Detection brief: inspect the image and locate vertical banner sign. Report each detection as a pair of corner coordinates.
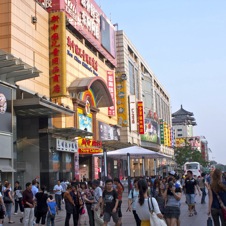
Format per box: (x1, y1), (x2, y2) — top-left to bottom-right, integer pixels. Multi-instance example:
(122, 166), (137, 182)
(49, 11), (67, 97)
(129, 95), (137, 131)
(116, 73), (128, 127)
(168, 125), (171, 147)
(107, 71), (115, 116)
(171, 128), (175, 147)
(164, 122), (168, 146)
(137, 101), (144, 134)
(160, 119), (164, 144)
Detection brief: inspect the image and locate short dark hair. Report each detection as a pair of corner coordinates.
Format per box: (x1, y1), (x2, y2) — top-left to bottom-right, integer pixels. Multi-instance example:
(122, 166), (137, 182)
(26, 182), (31, 187)
(105, 179), (113, 184)
(187, 170), (193, 175)
(48, 195), (53, 200)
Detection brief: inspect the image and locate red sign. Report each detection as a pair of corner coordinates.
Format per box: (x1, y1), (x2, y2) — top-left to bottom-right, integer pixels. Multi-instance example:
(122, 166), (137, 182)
(78, 147), (103, 154)
(67, 35), (98, 71)
(107, 71), (115, 116)
(137, 101), (144, 134)
(41, 0), (116, 67)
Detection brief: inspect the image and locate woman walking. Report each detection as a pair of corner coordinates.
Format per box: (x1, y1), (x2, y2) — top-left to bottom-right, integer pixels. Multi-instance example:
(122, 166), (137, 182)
(135, 179), (163, 226)
(163, 178), (182, 226)
(78, 182), (89, 226)
(208, 168), (226, 226)
(35, 185), (48, 226)
(3, 182), (14, 224)
(114, 178), (124, 225)
(128, 178), (141, 226)
(0, 194), (5, 226)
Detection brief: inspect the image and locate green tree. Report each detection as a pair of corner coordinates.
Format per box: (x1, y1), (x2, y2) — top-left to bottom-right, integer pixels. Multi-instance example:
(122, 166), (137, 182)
(174, 144), (208, 170)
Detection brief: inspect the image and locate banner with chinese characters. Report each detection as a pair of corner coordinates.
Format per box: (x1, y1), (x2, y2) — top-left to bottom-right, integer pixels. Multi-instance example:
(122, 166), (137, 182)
(137, 101), (144, 134)
(56, 139), (78, 152)
(160, 119), (164, 144)
(116, 73), (128, 127)
(49, 11), (67, 97)
(107, 71), (115, 116)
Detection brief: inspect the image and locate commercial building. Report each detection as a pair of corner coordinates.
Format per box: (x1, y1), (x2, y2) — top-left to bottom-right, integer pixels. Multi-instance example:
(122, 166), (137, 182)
(0, 0), (119, 189)
(115, 30), (174, 176)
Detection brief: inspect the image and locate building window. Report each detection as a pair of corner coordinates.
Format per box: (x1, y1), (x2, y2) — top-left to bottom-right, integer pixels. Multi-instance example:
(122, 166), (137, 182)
(177, 129), (182, 131)
(178, 134), (183, 137)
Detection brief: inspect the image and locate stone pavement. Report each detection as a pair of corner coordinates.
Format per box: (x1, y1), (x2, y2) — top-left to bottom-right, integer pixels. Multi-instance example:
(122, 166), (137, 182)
(7, 190), (210, 226)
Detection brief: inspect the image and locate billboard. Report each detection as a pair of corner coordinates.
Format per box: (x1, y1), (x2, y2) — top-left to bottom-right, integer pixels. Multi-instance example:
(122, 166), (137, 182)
(100, 15), (116, 58)
(0, 84), (12, 133)
(98, 122), (120, 141)
(141, 118), (159, 143)
(41, 0), (116, 66)
(116, 73), (128, 127)
(175, 136), (201, 150)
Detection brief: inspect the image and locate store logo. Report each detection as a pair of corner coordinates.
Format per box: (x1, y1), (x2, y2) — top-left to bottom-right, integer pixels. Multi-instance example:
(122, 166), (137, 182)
(0, 93), (7, 114)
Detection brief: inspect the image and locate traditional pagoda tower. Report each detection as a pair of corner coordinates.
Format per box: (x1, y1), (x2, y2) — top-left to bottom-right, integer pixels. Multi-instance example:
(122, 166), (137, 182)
(172, 105), (197, 138)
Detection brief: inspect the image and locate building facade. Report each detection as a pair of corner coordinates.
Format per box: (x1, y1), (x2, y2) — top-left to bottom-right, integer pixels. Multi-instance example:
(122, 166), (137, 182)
(0, 0), (120, 189)
(115, 30), (174, 176)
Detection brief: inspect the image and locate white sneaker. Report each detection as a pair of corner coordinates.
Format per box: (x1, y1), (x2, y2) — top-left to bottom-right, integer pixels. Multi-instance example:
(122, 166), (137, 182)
(21, 212), (24, 214)
(14, 212), (18, 215)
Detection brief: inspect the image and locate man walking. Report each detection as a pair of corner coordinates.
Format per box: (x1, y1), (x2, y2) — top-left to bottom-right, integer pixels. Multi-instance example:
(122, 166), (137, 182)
(53, 180), (63, 211)
(102, 179), (120, 226)
(22, 182), (35, 226)
(184, 170), (201, 216)
(197, 173), (207, 204)
(92, 180), (104, 226)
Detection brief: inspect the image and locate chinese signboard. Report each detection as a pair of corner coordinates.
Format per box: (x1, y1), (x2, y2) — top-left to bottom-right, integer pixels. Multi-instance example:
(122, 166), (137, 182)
(107, 71), (115, 116)
(78, 138), (103, 154)
(116, 73), (128, 127)
(49, 11), (67, 97)
(137, 101), (144, 134)
(160, 119), (164, 144)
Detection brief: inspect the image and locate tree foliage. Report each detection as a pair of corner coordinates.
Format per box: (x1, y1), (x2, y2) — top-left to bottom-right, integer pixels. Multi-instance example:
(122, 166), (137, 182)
(174, 144), (208, 170)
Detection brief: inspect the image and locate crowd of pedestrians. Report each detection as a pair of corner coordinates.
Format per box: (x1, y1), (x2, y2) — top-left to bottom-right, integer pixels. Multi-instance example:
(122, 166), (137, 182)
(0, 170), (226, 226)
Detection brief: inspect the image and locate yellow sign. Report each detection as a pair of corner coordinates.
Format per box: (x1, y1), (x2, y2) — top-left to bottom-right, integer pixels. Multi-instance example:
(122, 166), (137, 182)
(49, 11), (67, 97)
(116, 73), (128, 127)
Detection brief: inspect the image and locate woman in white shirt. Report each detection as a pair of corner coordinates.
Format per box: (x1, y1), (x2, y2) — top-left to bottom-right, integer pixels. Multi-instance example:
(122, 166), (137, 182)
(135, 179), (163, 226)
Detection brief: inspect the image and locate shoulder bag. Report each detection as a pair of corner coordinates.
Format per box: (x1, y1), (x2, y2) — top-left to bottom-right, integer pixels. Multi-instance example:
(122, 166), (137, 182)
(148, 197), (167, 226)
(214, 192), (226, 220)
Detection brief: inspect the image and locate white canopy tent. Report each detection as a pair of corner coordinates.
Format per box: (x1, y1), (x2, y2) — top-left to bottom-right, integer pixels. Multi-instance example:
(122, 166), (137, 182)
(94, 146), (172, 191)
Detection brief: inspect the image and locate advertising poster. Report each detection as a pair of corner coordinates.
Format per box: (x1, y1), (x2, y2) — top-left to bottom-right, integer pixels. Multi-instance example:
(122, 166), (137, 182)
(78, 108), (92, 133)
(0, 84), (12, 133)
(141, 118), (159, 143)
(74, 151), (79, 181)
(98, 121), (120, 141)
(116, 73), (128, 127)
(65, 153), (72, 171)
(52, 152), (60, 171)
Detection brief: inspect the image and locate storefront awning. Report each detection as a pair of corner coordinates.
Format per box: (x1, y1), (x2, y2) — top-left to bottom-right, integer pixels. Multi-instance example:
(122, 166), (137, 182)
(0, 165), (16, 172)
(101, 140), (134, 150)
(0, 50), (41, 84)
(68, 77), (113, 107)
(14, 97), (75, 117)
(39, 127), (93, 139)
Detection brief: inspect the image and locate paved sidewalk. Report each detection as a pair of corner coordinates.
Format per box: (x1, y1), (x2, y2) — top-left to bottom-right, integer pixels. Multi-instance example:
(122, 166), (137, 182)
(7, 190), (210, 226)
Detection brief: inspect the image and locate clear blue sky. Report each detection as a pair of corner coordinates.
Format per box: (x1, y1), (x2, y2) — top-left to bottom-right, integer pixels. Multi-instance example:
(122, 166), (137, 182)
(99, 0), (226, 164)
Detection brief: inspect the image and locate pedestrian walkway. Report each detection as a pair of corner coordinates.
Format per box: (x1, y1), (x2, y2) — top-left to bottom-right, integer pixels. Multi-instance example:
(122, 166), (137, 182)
(7, 190), (210, 226)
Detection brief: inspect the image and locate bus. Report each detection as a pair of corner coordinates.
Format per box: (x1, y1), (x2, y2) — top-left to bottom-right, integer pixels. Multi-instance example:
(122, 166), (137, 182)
(184, 162), (202, 177)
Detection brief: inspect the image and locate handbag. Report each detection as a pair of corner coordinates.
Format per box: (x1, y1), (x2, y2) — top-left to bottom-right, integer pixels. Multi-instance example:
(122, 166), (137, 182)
(3, 196), (12, 203)
(148, 197), (167, 226)
(215, 192), (226, 220)
(207, 216), (213, 226)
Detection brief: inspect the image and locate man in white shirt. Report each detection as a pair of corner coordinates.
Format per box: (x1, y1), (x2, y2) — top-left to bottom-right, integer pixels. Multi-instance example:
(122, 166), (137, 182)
(92, 180), (104, 226)
(53, 180), (63, 211)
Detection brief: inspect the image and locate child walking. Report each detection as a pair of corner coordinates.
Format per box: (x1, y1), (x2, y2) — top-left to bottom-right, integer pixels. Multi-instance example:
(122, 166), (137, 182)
(47, 195), (58, 226)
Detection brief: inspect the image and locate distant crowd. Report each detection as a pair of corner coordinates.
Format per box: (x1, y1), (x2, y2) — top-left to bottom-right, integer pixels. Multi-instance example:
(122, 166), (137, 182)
(0, 170), (226, 226)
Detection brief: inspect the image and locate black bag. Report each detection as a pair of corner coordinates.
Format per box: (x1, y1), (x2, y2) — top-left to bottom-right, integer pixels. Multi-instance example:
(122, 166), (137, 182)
(0, 204), (5, 214)
(3, 196), (12, 203)
(207, 217), (213, 226)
